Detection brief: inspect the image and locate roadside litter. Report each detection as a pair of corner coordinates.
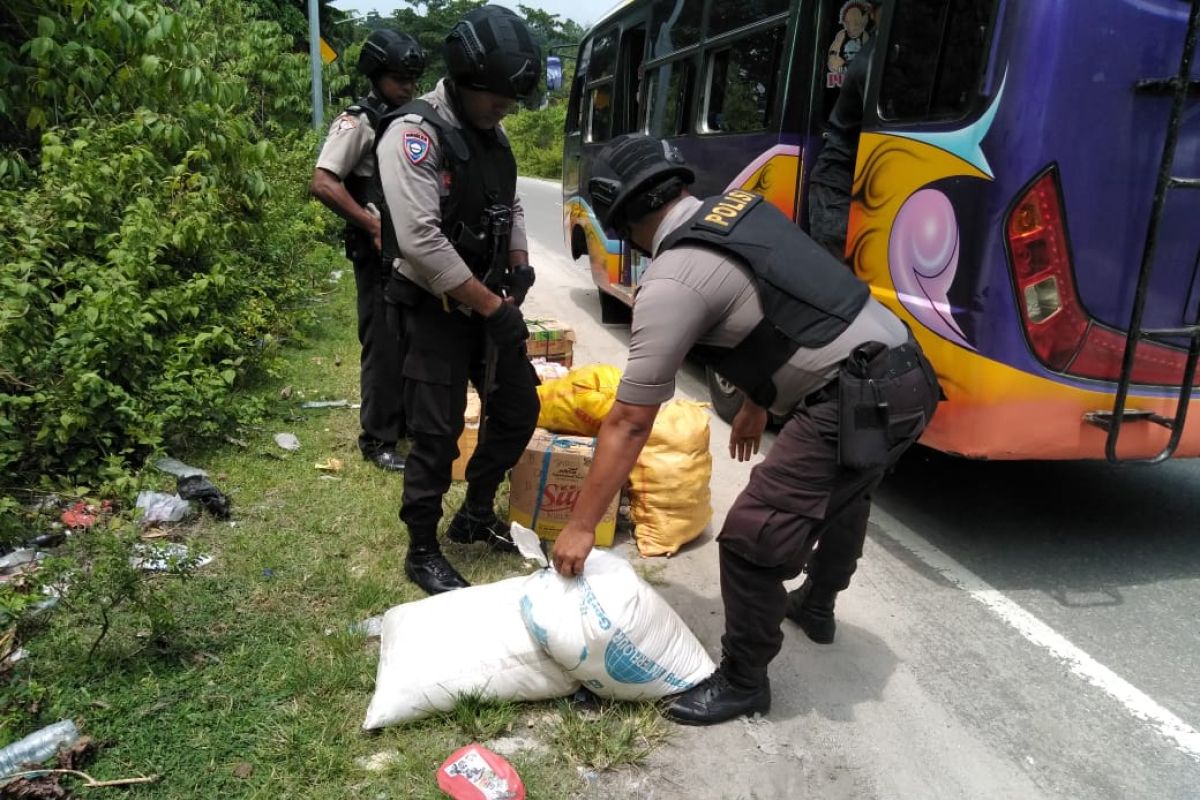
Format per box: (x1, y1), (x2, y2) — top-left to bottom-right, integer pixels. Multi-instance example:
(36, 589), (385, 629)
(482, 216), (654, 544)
(300, 399), (351, 409)
(129, 543), (212, 572)
(153, 457), (207, 478)
(437, 744), (525, 800)
(176, 475), (232, 519)
(0, 719), (79, 777)
(274, 433), (301, 451)
(134, 491), (193, 525)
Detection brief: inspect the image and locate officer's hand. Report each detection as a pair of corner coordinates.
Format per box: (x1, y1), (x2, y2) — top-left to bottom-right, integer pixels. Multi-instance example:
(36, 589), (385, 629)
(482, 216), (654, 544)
(552, 522), (595, 578)
(508, 264), (536, 307)
(483, 300), (529, 347)
(367, 215), (382, 252)
(729, 401), (768, 462)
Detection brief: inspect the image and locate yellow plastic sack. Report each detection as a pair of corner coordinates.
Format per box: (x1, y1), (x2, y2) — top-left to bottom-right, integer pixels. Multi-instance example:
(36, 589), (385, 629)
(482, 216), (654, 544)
(630, 401), (713, 557)
(535, 364), (622, 436)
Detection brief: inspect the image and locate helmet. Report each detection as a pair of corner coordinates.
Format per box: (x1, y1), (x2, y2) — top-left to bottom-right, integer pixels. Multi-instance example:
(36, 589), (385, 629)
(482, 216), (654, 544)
(587, 134), (695, 230)
(445, 5), (542, 100)
(357, 29), (426, 81)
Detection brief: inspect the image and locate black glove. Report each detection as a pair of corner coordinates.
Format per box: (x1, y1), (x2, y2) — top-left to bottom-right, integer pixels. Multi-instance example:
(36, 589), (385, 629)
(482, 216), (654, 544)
(507, 263), (536, 306)
(483, 300), (529, 347)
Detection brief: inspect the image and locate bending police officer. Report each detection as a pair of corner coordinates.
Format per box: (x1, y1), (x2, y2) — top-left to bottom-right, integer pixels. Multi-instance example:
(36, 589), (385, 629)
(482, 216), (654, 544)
(375, 5), (541, 595)
(309, 30), (426, 472)
(550, 135), (940, 726)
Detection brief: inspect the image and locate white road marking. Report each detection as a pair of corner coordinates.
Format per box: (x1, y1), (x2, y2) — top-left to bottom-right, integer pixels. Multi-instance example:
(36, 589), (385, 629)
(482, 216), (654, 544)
(871, 506), (1200, 762)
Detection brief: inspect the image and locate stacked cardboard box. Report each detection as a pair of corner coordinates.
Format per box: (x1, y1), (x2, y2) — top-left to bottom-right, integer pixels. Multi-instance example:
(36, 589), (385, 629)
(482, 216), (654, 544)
(450, 389), (481, 481)
(525, 319), (575, 368)
(508, 428), (617, 547)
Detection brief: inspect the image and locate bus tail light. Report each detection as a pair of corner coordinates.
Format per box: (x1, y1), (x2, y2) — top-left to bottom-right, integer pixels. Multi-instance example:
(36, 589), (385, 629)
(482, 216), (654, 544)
(1006, 169), (1192, 386)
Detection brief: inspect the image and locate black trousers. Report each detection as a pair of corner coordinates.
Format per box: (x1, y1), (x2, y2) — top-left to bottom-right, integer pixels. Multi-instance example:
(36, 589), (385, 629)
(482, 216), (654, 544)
(398, 291), (540, 546)
(717, 347), (939, 675)
(807, 182), (851, 261)
(352, 252), (407, 456)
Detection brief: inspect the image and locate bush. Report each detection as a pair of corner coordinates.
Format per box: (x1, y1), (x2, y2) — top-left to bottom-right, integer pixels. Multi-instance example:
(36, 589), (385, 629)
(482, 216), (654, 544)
(0, 0), (343, 505)
(506, 103), (566, 180)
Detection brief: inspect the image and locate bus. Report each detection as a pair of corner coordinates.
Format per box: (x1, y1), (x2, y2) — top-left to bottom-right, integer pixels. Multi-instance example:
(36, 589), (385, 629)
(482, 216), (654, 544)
(562, 0), (1200, 462)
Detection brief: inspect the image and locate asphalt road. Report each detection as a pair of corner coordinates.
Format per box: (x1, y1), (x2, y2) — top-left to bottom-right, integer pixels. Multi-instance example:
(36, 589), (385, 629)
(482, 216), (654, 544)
(516, 177), (1200, 800)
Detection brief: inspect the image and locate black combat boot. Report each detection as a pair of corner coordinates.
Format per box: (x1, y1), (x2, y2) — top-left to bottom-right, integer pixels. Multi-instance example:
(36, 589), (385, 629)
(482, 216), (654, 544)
(405, 542), (470, 595)
(785, 579), (838, 644)
(364, 447), (406, 472)
(445, 504), (516, 553)
(664, 660), (770, 726)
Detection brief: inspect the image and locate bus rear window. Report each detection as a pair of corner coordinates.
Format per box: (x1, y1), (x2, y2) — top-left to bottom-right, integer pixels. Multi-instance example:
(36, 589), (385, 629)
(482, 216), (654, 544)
(650, 0), (703, 57)
(703, 25), (784, 134)
(878, 0), (996, 121)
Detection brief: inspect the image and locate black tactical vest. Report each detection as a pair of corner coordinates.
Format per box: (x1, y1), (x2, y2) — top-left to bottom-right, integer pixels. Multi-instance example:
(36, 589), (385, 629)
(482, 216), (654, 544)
(374, 98), (517, 274)
(659, 189), (871, 408)
(341, 94), (391, 207)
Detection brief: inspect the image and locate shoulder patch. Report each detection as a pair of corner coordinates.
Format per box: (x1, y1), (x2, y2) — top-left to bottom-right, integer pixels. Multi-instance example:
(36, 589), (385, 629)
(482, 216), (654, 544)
(334, 114), (358, 132)
(403, 130), (431, 165)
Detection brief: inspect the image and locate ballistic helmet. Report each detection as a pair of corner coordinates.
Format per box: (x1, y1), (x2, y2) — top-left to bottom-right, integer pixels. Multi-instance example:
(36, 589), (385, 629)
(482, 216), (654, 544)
(357, 29), (426, 81)
(445, 5), (542, 100)
(587, 134), (695, 230)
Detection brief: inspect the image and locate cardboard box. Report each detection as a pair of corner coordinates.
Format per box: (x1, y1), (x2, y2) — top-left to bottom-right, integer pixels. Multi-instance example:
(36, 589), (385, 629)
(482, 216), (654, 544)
(451, 389), (481, 481)
(508, 429), (617, 546)
(525, 319), (575, 368)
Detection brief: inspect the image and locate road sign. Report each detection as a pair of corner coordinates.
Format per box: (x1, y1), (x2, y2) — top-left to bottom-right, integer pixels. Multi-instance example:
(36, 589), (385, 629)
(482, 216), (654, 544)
(319, 37), (337, 65)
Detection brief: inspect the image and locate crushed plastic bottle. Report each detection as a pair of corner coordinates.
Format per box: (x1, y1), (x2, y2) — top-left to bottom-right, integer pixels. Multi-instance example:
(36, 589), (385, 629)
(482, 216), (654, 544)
(0, 719), (79, 777)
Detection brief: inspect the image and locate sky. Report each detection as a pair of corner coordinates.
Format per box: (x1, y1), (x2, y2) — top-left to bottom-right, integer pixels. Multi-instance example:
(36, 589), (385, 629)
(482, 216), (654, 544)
(330, 0), (616, 29)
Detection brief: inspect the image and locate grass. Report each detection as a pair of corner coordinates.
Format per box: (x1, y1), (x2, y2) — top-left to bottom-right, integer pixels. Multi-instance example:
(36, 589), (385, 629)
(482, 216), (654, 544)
(1, 269), (669, 798)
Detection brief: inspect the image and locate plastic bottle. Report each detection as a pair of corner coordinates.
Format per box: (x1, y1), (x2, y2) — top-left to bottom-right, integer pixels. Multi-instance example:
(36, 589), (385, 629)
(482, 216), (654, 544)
(0, 719), (80, 777)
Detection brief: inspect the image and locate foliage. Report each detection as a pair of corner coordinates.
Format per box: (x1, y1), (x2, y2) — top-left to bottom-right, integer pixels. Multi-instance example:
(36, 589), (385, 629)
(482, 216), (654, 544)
(0, 0), (342, 506)
(505, 103), (567, 180)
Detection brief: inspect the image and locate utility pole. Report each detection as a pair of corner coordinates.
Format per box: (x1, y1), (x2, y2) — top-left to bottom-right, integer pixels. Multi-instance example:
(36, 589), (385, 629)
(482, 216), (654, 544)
(308, 0), (323, 129)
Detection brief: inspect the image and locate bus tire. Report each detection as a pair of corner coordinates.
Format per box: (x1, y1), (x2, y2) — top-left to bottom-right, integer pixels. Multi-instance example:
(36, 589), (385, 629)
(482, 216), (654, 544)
(570, 226), (588, 261)
(706, 366), (744, 424)
(599, 288), (629, 324)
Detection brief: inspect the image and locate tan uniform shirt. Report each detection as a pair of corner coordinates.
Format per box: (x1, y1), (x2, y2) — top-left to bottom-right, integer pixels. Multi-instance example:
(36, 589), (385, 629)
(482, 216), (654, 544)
(376, 79), (528, 297)
(618, 196), (909, 416)
(314, 99), (379, 180)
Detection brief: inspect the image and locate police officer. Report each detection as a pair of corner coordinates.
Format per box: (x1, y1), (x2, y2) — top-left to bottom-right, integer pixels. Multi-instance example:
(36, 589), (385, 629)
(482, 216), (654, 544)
(310, 30), (426, 472)
(375, 6), (541, 595)
(550, 134), (940, 726)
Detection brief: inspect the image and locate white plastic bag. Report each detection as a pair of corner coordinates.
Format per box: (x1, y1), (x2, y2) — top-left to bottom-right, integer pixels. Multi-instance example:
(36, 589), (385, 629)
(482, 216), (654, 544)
(362, 573), (580, 729)
(520, 549), (714, 700)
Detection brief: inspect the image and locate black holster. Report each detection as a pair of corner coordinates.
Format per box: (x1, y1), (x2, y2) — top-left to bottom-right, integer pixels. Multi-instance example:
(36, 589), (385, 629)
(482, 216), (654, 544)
(836, 341), (933, 469)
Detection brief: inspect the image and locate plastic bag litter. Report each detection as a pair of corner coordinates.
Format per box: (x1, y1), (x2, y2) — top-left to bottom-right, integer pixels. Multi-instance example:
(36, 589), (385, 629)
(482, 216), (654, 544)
(153, 457), (208, 478)
(535, 364), (622, 436)
(177, 475), (231, 519)
(274, 433), (301, 451)
(520, 548), (714, 700)
(135, 491), (193, 525)
(629, 401), (713, 557)
(129, 542), (212, 572)
(300, 399), (350, 409)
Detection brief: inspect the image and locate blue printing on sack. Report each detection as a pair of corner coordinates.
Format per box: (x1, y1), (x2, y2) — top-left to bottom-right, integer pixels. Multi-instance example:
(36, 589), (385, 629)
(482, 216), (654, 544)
(530, 435), (598, 531)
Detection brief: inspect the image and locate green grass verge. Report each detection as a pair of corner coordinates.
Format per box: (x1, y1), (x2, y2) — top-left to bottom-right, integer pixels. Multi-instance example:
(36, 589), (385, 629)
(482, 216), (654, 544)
(1, 268), (668, 798)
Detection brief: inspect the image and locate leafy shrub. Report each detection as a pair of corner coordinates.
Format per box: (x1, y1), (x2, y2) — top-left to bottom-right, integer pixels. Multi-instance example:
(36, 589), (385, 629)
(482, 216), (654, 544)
(505, 103), (567, 180)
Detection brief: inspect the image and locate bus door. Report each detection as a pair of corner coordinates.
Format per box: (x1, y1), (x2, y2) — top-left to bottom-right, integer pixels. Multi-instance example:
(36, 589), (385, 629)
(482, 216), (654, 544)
(793, 0), (883, 230)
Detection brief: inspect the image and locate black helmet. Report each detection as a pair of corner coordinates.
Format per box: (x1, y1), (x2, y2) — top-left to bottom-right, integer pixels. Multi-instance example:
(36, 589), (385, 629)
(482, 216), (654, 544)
(587, 134), (695, 230)
(358, 29), (426, 81)
(445, 5), (542, 100)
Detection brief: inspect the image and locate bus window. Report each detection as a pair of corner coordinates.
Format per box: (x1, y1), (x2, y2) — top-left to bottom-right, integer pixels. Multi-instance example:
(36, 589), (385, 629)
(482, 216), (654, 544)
(708, 0), (789, 38)
(566, 75), (584, 134)
(878, 0), (996, 121)
(588, 85), (614, 142)
(617, 27), (648, 135)
(644, 61), (693, 137)
(650, 0), (703, 58)
(590, 28), (619, 79)
(702, 25), (784, 134)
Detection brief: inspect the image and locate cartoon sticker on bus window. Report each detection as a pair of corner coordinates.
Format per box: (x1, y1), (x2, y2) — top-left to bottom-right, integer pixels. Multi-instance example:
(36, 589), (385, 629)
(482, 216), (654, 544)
(826, 0), (876, 88)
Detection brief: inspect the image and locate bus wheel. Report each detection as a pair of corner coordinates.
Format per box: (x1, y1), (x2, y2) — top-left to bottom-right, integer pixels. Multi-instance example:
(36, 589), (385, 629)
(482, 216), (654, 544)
(599, 289), (630, 324)
(706, 367), (744, 424)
